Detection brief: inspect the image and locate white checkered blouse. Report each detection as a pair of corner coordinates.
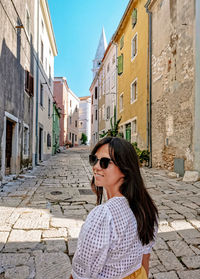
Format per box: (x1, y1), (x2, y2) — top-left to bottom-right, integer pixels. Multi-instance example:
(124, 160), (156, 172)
(71, 196), (156, 279)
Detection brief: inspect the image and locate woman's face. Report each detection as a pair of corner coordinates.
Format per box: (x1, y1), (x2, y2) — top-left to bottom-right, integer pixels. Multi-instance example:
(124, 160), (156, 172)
(93, 144), (124, 191)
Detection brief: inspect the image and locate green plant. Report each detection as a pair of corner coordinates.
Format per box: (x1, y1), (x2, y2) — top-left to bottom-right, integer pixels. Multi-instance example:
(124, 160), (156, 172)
(81, 133), (87, 145)
(132, 142), (150, 165)
(99, 106), (122, 138)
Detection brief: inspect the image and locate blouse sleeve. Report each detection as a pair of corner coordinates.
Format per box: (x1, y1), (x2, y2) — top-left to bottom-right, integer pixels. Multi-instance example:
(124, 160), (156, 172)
(71, 205), (112, 279)
(143, 224), (158, 254)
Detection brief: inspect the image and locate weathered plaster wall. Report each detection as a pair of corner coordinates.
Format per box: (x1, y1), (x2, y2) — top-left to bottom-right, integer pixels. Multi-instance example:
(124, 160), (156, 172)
(0, 0), (34, 176)
(151, 0), (195, 171)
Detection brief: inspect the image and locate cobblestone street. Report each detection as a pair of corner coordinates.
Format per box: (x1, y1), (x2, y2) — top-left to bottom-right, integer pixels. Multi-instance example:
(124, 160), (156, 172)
(0, 147), (200, 279)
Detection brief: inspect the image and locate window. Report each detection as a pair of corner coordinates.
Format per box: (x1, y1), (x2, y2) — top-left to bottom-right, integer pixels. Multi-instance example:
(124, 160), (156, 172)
(95, 87), (98, 99)
(132, 9), (137, 29)
(69, 133), (71, 140)
(112, 72), (115, 88)
(107, 106), (110, 120)
(120, 35), (124, 50)
(23, 125), (29, 156)
(70, 100), (72, 107)
(75, 120), (77, 127)
(47, 133), (51, 147)
(107, 63), (110, 73)
(112, 54), (115, 65)
(91, 114), (93, 124)
(25, 70), (34, 96)
(120, 94), (123, 111)
(75, 105), (78, 112)
(41, 40), (44, 64)
(49, 65), (51, 85)
(69, 116), (72, 125)
(131, 79), (137, 103)
(26, 9), (30, 36)
(131, 34), (137, 60)
(118, 54), (123, 75)
(95, 109), (98, 120)
(80, 121), (83, 127)
(92, 95), (93, 105)
(75, 135), (77, 141)
(40, 83), (43, 106)
(132, 119), (137, 134)
(106, 78), (110, 94)
(48, 98), (51, 117)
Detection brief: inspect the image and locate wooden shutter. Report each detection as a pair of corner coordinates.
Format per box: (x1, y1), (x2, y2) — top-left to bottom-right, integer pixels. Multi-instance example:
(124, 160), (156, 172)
(25, 70), (29, 93)
(118, 54), (123, 75)
(132, 9), (137, 28)
(29, 74), (34, 96)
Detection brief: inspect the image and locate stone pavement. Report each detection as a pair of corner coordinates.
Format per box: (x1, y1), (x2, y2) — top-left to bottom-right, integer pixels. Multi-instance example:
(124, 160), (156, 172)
(0, 146), (200, 279)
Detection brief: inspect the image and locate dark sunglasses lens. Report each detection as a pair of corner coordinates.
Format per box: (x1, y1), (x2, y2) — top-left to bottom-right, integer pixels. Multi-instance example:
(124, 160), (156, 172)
(89, 155), (97, 166)
(100, 158), (111, 169)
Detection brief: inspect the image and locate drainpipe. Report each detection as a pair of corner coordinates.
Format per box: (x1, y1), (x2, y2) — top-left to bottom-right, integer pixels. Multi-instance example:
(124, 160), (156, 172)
(145, 0), (152, 168)
(35, 0), (40, 165)
(112, 42), (118, 123)
(194, 0), (200, 172)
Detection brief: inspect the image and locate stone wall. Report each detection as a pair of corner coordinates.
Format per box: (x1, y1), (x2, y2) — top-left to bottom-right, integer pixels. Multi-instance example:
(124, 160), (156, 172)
(150, 0), (195, 171)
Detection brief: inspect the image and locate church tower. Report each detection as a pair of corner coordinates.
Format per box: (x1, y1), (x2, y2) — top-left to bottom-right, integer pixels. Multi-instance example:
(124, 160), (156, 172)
(92, 27), (107, 78)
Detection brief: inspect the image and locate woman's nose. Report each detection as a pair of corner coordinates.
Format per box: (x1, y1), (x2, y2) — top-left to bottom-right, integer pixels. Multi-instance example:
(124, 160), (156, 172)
(93, 159), (101, 171)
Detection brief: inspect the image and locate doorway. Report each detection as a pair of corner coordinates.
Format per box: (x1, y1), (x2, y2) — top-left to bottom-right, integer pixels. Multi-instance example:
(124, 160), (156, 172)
(72, 133), (74, 146)
(125, 123), (131, 142)
(39, 127), (43, 161)
(5, 119), (13, 175)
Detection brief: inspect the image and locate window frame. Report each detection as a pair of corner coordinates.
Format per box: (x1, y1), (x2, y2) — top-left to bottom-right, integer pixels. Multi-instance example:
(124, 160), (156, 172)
(130, 78), (138, 104)
(131, 33), (138, 61)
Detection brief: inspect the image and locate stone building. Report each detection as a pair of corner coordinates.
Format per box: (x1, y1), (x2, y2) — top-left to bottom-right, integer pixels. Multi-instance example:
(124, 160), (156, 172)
(0, 0), (35, 179)
(79, 96), (91, 145)
(32, 0), (57, 164)
(90, 28), (107, 147)
(54, 77), (79, 147)
(113, 0), (149, 148)
(146, 0), (200, 174)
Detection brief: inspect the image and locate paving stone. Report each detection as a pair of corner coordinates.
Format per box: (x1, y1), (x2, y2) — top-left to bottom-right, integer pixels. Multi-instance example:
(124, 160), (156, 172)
(34, 251), (71, 279)
(181, 255), (200, 269)
(183, 171), (199, 182)
(0, 232), (9, 251)
(13, 212), (49, 230)
(68, 238), (78, 256)
(4, 266), (29, 279)
(0, 253), (30, 266)
(156, 250), (184, 271)
(63, 208), (87, 218)
(83, 203), (95, 212)
(177, 270), (200, 279)
(5, 230), (42, 251)
(167, 240), (195, 256)
(51, 218), (84, 238)
(42, 228), (67, 238)
(178, 228), (200, 239)
(43, 238), (67, 252)
(154, 271), (179, 279)
(154, 237), (168, 250)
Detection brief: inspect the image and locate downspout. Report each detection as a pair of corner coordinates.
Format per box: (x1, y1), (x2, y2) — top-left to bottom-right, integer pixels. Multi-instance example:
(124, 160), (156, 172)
(35, 0), (40, 165)
(194, 0), (200, 172)
(112, 42), (118, 124)
(145, 0), (152, 168)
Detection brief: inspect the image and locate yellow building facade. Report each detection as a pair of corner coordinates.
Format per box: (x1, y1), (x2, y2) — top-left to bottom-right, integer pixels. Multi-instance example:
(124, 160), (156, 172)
(113, 0), (148, 149)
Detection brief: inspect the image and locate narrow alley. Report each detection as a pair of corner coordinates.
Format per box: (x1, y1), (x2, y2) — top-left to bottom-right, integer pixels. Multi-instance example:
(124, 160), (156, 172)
(0, 147), (200, 279)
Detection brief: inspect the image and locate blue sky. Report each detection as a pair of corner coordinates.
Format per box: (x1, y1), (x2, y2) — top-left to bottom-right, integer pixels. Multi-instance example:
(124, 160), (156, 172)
(48, 0), (130, 97)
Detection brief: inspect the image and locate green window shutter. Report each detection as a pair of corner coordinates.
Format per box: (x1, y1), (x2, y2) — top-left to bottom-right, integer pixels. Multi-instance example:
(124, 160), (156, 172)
(132, 8), (137, 28)
(120, 35), (124, 50)
(118, 54), (123, 75)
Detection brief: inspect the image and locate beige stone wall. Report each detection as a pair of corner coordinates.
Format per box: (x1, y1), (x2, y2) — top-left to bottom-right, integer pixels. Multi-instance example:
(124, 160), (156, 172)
(150, 0), (195, 171)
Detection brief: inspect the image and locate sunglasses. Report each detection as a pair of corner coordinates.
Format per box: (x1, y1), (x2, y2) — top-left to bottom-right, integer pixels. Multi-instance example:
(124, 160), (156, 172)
(89, 155), (112, 169)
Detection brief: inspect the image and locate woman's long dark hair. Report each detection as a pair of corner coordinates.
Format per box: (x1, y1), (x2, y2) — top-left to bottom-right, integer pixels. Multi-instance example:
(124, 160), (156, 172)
(91, 137), (158, 245)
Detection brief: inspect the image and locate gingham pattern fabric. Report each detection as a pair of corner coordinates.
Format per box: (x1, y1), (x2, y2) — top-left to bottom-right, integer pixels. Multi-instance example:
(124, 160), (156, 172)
(72, 197), (155, 279)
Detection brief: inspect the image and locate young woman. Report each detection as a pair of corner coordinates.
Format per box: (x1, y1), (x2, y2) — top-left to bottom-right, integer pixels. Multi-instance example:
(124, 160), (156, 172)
(70, 137), (158, 279)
